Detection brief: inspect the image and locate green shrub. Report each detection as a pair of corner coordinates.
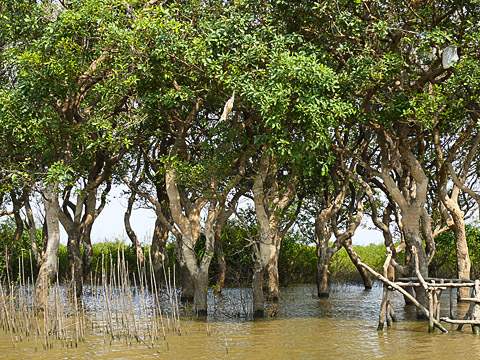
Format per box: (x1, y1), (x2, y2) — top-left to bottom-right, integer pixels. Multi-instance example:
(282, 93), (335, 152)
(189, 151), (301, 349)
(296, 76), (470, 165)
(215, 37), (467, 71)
(329, 244), (386, 282)
(429, 225), (480, 279)
(279, 235), (317, 285)
(0, 218), (38, 282)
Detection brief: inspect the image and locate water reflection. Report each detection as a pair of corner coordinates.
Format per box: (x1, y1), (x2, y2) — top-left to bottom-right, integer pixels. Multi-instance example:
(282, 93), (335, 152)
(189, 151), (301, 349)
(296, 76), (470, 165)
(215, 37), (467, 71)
(1, 282), (480, 359)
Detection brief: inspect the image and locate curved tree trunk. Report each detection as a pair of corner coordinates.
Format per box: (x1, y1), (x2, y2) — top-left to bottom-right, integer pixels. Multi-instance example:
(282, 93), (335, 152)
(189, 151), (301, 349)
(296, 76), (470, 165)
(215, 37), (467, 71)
(124, 191), (145, 266)
(344, 240), (372, 289)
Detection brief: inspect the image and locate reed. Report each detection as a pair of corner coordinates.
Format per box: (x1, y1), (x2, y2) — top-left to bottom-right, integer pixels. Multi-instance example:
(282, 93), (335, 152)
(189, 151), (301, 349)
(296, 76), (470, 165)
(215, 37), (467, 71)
(0, 245), (184, 351)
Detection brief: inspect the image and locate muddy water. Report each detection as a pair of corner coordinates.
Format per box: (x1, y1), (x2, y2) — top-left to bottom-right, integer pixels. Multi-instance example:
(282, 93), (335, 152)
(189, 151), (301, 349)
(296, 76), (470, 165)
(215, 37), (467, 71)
(1, 283), (480, 359)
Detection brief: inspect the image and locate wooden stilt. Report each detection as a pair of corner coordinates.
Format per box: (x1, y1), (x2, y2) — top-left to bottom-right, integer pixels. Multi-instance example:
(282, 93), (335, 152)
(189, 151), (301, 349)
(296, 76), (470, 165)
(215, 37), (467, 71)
(428, 292), (434, 333)
(449, 288), (454, 319)
(472, 280), (480, 335)
(377, 248), (392, 331)
(387, 300), (397, 322)
(378, 284), (388, 331)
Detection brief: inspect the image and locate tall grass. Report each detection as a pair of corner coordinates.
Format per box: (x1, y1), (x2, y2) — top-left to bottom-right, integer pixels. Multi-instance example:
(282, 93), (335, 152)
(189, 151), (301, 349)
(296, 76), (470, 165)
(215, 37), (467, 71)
(0, 243), (181, 350)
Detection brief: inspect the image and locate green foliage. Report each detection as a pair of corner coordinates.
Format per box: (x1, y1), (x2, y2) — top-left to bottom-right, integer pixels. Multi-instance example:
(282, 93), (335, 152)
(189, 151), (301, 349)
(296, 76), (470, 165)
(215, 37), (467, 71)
(278, 234), (317, 284)
(0, 218), (39, 282)
(210, 218), (255, 287)
(429, 225), (480, 279)
(329, 244), (387, 283)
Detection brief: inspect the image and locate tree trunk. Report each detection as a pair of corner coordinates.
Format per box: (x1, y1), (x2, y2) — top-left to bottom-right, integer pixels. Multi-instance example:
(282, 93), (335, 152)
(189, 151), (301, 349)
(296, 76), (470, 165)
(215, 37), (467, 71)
(124, 191), (145, 266)
(403, 213), (429, 312)
(82, 231), (94, 281)
(67, 229), (83, 299)
(214, 231), (227, 293)
(215, 251), (227, 293)
(267, 256), (280, 301)
(151, 218), (169, 287)
(82, 188), (97, 280)
(316, 249), (331, 298)
(24, 192), (41, 270)
(34, 185), (61, 311)
(194, 270), (209, 317)
(344, 240), (372, 289)
(252, 264), (265, 318)
(179, 262), (195, 302)
(10, 190), (24, 248)
(452, 215), (471, 299)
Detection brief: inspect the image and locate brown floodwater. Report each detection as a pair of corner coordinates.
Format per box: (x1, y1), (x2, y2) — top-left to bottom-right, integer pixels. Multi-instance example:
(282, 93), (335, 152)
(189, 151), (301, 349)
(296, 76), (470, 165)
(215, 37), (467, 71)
(1, 283), (480, 359)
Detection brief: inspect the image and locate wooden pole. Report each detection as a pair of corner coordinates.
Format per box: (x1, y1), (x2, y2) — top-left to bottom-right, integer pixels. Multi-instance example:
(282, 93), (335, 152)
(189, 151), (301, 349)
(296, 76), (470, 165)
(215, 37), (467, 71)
(449, 287), (454, 319)
(428, 293), (434, 333)
(377, 249), (392, 331)
(473, 280), (480, 335)
(457, 286), (475, 331)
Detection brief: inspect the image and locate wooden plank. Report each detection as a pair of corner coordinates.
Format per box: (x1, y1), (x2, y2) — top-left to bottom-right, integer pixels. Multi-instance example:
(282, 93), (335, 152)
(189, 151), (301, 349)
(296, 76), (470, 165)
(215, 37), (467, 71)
(440, 318), (480, 325)
(473, 280), (480, 334)
(459, 297), (480, 303)
(394, 282), (474, 289)
(398, 277), (475, 284)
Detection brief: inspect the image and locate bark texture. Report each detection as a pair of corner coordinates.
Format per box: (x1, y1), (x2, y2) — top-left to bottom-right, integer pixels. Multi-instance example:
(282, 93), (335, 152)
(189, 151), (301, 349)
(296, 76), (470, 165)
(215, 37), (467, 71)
(251, 151), (298, 310)
(34, 185), (61, 310)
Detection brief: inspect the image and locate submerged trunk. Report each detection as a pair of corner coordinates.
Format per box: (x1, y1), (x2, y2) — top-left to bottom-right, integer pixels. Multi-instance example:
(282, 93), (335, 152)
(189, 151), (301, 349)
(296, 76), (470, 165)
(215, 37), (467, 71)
(252, 263), (266, 318)
(34, 186), (61, 310)
(251, 151), (297, 315)
(194, 270), (209, 317)
(24, 192), (41, 270)
(344, 240), (372, 289)
(266, 233), (282, 301)
(316, 247), (333, 298)
(252, 231), (274, 316)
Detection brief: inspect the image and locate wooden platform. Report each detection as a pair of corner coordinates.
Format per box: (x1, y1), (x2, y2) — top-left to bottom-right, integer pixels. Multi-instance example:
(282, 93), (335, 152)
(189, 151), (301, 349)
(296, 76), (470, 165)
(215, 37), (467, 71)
(359, 246), (480, 334)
